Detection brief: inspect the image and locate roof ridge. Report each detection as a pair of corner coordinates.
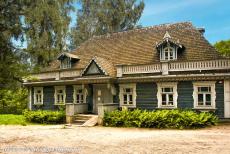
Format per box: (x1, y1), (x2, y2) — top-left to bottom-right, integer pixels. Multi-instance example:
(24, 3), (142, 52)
(92, 21), (193, 39)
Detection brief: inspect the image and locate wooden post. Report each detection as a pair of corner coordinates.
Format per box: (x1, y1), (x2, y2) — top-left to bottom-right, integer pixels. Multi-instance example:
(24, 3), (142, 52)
(224, 80), (230, 118)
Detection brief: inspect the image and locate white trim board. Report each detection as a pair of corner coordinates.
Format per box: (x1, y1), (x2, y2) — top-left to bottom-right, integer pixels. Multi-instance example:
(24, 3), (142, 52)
(224, 80), (230, 118)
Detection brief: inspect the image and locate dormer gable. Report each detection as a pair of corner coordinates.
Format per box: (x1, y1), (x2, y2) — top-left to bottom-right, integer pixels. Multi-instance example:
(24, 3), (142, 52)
(81, 58), (106, 76)
(57, 52), (80, 69)
(156, 31), (184, 62)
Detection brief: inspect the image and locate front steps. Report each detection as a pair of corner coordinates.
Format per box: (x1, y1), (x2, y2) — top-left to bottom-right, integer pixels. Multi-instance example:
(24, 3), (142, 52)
(66, 114), (98, 127)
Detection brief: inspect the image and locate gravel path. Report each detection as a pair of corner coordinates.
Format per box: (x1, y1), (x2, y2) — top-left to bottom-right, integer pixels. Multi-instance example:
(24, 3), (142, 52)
(0, 124), (230, 154)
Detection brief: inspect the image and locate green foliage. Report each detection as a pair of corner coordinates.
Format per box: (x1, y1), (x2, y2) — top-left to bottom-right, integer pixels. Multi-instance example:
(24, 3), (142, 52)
(71, 0), (145, 48)
(103, 109), (218, 129)
(214, 39), (230, 57)
(23, 110), (65, 124)
(0, 89), (28, 114)
(0, 114), (28, 125)
(0, 0), (29, 89)
(24, 0), (74, 68)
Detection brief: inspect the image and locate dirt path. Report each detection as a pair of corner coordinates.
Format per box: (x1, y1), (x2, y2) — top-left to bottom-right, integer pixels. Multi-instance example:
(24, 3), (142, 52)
(0, 124), (230, 154)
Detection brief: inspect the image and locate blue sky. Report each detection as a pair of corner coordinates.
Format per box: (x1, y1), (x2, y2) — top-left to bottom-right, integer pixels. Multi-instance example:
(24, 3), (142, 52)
(71, 0), (230, 44)
(137, 0), (230, 44)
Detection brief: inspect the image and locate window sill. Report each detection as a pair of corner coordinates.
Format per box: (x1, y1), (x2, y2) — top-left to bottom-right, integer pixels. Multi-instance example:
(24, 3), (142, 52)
(120, 105), (136, 108)
(192, 107), (216, 111)
(34, 103), (43, 106)
(157, 106), (177, 109)
(54, 103), (65, 106)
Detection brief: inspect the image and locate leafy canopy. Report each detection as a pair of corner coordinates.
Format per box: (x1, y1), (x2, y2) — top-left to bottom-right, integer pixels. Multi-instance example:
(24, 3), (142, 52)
(71, 0), (145, 48)
(214, 39), (230, 57)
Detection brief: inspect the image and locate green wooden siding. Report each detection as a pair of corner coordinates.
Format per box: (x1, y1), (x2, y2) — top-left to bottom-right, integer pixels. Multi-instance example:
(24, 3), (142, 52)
(216, 82), (224, 118)
(66, 85), (73, 103)
(136, 83), (158, 110)
(32, 86), (56, 110)
(177, 81), (193, 109)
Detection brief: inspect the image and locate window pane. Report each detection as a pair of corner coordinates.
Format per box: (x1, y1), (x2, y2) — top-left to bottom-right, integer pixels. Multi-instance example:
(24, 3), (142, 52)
(198, 87), (210, 92)
(162, 94), (166, 105)
(78, 89), (83, 93)
(168, 94), (173, 105)
(163, 88), (173, 92)
(129, 95), (133, 104)
(125, 88), (131, 93)
(123, 95), (127, 104)
(198, 94), (203, 105)
(206, 94), (211, 105)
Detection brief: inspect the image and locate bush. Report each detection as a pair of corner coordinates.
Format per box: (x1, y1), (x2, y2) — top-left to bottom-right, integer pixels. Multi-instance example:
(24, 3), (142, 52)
(23, 110), (65, 124)
(0, 88), (28, 114)
(103, 109), (218, 129)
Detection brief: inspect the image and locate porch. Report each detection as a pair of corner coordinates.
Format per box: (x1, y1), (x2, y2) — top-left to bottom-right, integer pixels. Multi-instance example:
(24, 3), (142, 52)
(65, 83), (119, 125)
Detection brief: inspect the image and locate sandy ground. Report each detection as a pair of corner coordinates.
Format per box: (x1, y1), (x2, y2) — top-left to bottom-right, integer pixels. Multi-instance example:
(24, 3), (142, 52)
(0, 124), (230, 154)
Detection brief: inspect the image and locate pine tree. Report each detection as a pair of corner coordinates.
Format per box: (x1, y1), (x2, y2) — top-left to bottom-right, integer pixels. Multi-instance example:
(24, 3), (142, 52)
(0, 0), (28, 89)
(24, 0), (74, 68)
(71, 0), (144, 48)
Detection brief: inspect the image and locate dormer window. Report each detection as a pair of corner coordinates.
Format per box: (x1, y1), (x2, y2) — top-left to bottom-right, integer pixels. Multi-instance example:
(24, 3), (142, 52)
(156, 31), (183, 62)
(162, 46), (176, 61)
(57, 52), (80, 69)
(61, 57), (71, 69)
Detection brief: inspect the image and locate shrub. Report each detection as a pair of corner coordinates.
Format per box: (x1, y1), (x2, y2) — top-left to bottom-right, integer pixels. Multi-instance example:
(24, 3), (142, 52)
(0, 88), (28, 114)
(103, 109), (218, 129)
(23, 110), (65, 124)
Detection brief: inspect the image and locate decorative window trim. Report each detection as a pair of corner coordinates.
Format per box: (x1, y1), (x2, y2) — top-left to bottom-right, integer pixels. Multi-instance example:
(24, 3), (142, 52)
(60, 57), (71, 69)
(193, 81), (216, 109)
(34, 87), (43, 105)
(54, 86), (66, 105)
(119, 83), (136, 107)
(73, 85), (88, 104)
(160, 46), (178, 61)
(157, 82), (178, 108)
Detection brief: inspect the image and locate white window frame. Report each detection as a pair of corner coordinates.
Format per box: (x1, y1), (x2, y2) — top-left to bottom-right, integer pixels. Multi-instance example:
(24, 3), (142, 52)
(73, 85), (87, 104)
(54, 86), (66, 105)
(34, 87), (43, 105)
(119, 83), (136, 107)
(160, 46), (177, 61)
(193, 81), (216, 109)
(157, 82), (178, 108)
(60, 57), (71, 69)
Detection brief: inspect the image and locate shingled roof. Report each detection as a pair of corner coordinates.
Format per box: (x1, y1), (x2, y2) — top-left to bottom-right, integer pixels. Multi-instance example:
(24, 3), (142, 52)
(45, 22), (223, 73)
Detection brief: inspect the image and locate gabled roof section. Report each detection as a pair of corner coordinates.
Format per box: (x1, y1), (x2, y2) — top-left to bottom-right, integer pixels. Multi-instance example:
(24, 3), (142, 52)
(81, 57), (116, 77)
(57, 52), (80, 60)
(42, 22), (225, 72)
(156, 31), (183, 49)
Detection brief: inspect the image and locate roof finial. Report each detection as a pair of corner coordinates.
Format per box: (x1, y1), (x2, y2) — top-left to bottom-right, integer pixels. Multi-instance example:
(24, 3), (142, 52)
(163, 31), (172, 40)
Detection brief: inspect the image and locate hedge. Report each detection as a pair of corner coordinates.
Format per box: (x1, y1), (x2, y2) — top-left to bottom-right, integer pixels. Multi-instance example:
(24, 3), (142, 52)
(23, 110), (65, 124)
(103, 109), (218, 129)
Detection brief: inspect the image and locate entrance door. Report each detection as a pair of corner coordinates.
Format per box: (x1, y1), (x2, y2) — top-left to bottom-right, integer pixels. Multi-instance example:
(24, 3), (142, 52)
(93, 84), (113, 114)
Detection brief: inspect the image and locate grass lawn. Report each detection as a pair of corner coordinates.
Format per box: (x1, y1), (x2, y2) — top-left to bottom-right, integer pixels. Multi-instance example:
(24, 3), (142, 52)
(0, 114), (29, 125)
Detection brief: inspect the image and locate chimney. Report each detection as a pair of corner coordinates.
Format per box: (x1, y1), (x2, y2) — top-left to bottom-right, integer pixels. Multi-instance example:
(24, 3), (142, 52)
(197, 27), (205, 35)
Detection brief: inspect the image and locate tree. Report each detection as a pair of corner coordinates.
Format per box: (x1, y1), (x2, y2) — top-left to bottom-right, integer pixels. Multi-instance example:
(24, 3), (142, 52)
(0, 0), (28, 89)
(214, 39), (230, 57)
(24, 0), (74, 68)
(71, 0), (144, 48)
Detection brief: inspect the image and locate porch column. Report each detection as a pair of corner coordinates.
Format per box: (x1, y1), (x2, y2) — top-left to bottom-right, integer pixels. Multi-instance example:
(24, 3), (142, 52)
(28, 87), (32, 110)
(224, 80), (230, 118)
(66, 104), (75, 124)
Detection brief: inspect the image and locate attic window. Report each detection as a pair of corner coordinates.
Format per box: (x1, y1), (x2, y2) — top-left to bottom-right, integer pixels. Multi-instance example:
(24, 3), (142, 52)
(60, 57), (71, 69)
(161, 46), (177, 61)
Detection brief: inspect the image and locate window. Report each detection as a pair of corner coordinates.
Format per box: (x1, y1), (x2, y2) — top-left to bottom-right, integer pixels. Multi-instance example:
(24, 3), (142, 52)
(73, 85), (87, 104)
(34, 87), (43, 105)
(160, 46), (177, 61)
(157, 82), (178, 108)
(193, 82), (216, 109)
(60, 57), (71, 69)
(119, 84), (136, 107)
(54, 86), (66, 105)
